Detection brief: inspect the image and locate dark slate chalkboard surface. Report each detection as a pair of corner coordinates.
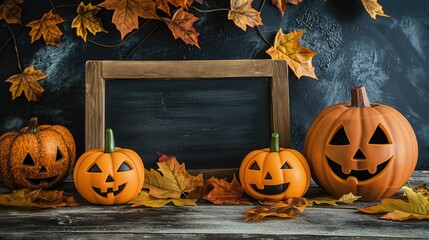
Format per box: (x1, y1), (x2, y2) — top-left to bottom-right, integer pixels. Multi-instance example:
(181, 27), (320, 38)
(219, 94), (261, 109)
(0, 0), (428, 169)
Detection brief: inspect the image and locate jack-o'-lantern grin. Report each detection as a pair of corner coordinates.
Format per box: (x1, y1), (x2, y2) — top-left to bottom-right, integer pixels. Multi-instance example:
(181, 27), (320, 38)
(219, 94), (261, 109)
(26, 176), (59, 186)
(327, 157), (391, 182)
(92, 183), (127, 198)
(251, 183), (290, 195)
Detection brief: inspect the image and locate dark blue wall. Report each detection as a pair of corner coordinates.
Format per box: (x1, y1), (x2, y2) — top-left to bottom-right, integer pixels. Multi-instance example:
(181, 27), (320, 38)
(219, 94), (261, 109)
(0, 0), (428, 169)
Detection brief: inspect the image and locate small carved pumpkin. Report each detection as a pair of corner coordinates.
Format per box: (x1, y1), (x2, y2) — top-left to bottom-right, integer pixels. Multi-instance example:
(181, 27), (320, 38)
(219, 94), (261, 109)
(74, 129), (144, 205)
(304, 86), (418, 200)
(0, 117), (76, 190)
(239, 133), (311, 201)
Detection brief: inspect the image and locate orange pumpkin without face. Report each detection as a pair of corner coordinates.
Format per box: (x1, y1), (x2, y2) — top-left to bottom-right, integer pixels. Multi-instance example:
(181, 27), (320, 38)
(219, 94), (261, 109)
(74, 129), (145, 205)
(239, 133), (311, 201)
(0, 117), (76, 190)
(304, 86), (418, 200)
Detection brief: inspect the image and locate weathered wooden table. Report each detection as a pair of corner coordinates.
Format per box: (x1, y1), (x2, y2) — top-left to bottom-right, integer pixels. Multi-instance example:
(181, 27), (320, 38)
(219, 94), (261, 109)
(1, 171), (428, 239)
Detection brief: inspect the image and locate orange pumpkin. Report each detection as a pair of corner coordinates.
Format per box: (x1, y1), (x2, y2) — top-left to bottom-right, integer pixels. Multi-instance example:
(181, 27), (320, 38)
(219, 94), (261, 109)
(74, 128), (144, 205)
(0, 117), (76, 190)
(239, 133), (311, 201)
(304, 86), (418, 200)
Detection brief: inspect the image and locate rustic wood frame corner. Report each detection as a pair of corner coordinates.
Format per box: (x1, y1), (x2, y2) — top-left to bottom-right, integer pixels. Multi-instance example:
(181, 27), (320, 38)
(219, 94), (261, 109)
(85, 60), (290, 156)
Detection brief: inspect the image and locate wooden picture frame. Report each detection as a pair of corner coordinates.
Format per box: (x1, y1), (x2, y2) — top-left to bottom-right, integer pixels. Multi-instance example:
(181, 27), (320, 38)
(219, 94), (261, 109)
(85, 60), (290, 172)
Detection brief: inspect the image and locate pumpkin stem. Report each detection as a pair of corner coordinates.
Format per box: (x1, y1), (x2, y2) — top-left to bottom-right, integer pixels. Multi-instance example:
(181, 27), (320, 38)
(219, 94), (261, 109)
(105, 128), (115, 153)
(270, 133), (280, 152)
(26, 117), (40, 134)
(351, 86), (371, 108)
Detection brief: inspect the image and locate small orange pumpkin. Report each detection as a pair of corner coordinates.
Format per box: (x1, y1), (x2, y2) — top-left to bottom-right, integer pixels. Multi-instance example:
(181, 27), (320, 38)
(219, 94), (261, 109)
(239, 133), (311, 201)
(74, 128), (144, 205)
(304, 86), (418, 200)
(0, 117), (76, 190)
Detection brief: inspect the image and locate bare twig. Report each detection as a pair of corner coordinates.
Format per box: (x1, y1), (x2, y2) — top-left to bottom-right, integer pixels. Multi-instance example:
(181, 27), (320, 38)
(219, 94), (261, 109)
(6, 24), (22, 72)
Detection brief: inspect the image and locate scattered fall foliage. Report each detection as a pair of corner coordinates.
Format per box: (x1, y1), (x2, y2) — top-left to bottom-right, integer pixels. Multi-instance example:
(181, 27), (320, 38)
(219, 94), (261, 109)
(163, 8), (201, 48)
(26, 10), (65, 46)
(72, 2), (107, 42)
(360, 187), (429, 221)
(244, 197), (309, 221)
(228, 0), (263, 31)
(203, 175), (252, 205)
(5, 65), (46, 101)
(130, 191), (197, 207)
(308, 193), (361, 206)
(270, 0), (302, 16)
(361, 0), (390, 20)
(144, 152), (204, 199)
(413, 183), (429, 199)
(0, 0), (22, 24)
(0, 188), (78, 208)
(266, 29), (318, 80)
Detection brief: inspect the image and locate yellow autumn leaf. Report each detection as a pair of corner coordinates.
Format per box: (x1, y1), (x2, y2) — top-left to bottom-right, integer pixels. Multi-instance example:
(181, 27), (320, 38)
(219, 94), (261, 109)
(130, 191), (197, 208)
(308, 193), (361, 206)
(266, 29), (318, 80)
(228, 0), (263, 31)
(0, 189), (79, 208)
(72, 2), (107, 42)
(360, 187), (429, 221)
(26, 10), (65, 46)
(5, 65), (46, 101)
(361, 0), (390, 20)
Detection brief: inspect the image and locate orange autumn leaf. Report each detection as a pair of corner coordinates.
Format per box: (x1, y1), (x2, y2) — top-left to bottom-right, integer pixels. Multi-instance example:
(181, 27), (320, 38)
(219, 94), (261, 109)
(0, 189), (79, 208)
(5, 65), (46, 101)
(155, 0), (171, 15)
(188, 176), (216, 199)
(203, 175), (251, 205)
(0, 0), (22, 24)
(361, 0), (390, 20)
(144, 152), (204, 199)
(98, 0), (159, 40)
(228, 0), (263, 31)
(360, 187), (429, 221)
(270, 0), (302, 16)
(26, 10), (65, 46)
(244, 197), (309, 221)
(266, 29), (318, 80)
(162, 8), (200, 48)
(168, 0), (189, 9)
(72, 2), (107, 42)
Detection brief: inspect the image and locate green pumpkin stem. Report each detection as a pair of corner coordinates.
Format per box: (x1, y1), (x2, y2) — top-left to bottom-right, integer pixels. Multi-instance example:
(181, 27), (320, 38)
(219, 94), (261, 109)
(26, 117), (40, 134)
(105, 128), (115, 153)
(270, 133), (280, 152)
(351, 86), (371, 108)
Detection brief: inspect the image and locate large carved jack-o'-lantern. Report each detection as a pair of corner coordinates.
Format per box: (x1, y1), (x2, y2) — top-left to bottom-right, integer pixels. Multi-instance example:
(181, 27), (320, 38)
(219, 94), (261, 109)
(239, 133), (311, 201)
(74, 129), (145, 205)
(304, 86), (418, 200)
(0, 117), (76, 190)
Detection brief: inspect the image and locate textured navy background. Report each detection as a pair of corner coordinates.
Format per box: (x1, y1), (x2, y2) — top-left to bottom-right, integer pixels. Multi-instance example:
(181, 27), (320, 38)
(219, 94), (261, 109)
(0, 0), (428, 169)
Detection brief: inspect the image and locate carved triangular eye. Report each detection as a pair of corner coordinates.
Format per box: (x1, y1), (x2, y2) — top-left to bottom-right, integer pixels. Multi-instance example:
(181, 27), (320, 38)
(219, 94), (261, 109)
(329, 126), (350, 145)
(23, 153), (35, 166)
(249, 162), (260, 170)
(117, 162), (131, 172)
(369, 125), (390, 144)
(281, 162), (291, 169)
(55, 148), (64, 162)
(88, 164), (102, 173)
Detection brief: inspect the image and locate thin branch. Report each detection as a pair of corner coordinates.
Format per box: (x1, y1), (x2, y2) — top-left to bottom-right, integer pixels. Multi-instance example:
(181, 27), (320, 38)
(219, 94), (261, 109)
(255, 0), (273, 48)
(124, 22), (162, 60)
(6, 24), (22, 72)
(191, 6), (230, 13)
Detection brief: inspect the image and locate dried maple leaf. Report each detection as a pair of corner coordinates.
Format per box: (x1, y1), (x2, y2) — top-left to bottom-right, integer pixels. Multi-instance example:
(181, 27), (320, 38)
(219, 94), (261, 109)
(72, 2), (107, 42)
(361, 0), (390, 20)
(308, 193), (361, 206)
(168, 0), (189, 8)
(188, 176), (216, 199)
(26, 10), (65, 46)
(245, 197), (309, 221)
(155, 0), (171, 15)
(0, 189), (78, 208)
(162, 8), (200, 48)
(413, 183), (429, 199)
(266, 29), (318, 80)
(130, 191), (197, 208)
(5, 65), (46, 101)
(270, 0), (302, 16)
(0, 0), (22, 24)
(203, 175), (252, 205)
(144, 152), (204, 199)
(228, 0), (263, 31)
(98, 0), (160, 40)
(360, 187), (429, 221)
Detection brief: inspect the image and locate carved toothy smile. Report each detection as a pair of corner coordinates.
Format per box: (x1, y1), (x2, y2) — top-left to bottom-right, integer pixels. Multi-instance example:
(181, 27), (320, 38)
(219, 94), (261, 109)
(251, 183), (290, 195)
(92, 183), (126, 198)
(327, 157), (391, 181)
(26, 176), (59, 186)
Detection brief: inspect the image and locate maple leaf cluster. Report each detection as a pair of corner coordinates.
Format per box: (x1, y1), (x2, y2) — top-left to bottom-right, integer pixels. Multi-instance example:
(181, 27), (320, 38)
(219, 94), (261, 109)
(0, 188), (78, 208)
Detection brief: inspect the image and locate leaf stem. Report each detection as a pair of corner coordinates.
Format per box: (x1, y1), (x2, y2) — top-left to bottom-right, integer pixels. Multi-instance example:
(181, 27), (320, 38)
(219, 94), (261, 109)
(6, 24), (22, 72)
(124, 22), (162, 60)
(190, 6), (230, 13)
(255, 0), (273, 48)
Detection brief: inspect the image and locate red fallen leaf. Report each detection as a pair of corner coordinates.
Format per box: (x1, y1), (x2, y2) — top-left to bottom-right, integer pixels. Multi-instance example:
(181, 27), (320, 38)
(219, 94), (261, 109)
(203, 175), (251, 205)
(245, 197), (309, 221)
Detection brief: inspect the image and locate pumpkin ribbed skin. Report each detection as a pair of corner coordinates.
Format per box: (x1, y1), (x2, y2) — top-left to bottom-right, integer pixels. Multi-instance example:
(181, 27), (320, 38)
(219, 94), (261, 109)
(304, 87), (418, 200)
(0, 117), (76, 190)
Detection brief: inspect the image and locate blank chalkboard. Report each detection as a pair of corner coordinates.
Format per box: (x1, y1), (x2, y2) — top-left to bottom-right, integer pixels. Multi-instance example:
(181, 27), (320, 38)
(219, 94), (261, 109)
(85, 60), (289, 171)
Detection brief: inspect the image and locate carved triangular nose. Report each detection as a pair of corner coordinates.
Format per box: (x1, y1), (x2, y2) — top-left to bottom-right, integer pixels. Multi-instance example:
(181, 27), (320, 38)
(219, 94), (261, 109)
(39, 165), (47, 173)
(265, 172), (273, 180)
(353, 149), (366, 160)
(106, 175), (114, 182)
